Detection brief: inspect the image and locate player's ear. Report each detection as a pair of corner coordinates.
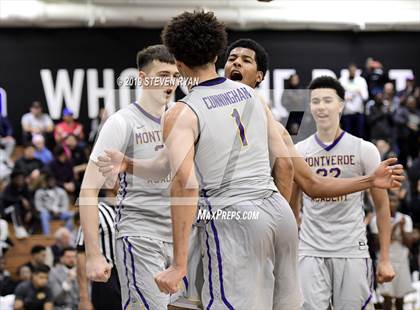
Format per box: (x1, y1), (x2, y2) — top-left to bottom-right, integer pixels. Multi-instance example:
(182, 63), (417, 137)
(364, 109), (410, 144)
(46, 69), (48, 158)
(256, 71), (264, 84)
(213, 56), (218, 64)
(175, 60), (183, 70)
(338, 99), (344, 114)
(138, 70), (146, 82)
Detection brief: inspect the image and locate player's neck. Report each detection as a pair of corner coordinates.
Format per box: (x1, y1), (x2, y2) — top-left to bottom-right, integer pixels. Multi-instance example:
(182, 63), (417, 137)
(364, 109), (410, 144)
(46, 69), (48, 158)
(186, 64), (218, 89)
(137, 96), (165, 119)
(316, 126), (343, 143)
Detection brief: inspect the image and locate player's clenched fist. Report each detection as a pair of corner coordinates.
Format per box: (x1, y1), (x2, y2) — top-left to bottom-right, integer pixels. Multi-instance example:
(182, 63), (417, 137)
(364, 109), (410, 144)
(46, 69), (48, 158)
(376, 259), (396, 284)
(155, 265), (186, 294)
(86, 254), (112, 282)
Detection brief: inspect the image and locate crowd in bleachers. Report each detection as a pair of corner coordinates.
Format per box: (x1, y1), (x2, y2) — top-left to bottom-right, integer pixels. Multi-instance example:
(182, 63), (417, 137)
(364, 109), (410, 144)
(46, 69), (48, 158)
(0, 57), (419, 309)
(0, 99), (101, 308)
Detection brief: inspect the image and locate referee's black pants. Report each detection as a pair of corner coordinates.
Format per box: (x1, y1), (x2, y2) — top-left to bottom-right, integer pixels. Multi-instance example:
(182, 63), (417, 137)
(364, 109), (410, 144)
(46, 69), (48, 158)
(92, 266), (122, 310)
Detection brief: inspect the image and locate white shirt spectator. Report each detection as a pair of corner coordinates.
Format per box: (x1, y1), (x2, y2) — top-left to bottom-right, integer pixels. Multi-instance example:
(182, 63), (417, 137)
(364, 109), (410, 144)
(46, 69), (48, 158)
(370, 211), (413, 262)
(21, 113), (53, 134)
(339, 75), (369, 115)
(35, 187), (69, 214)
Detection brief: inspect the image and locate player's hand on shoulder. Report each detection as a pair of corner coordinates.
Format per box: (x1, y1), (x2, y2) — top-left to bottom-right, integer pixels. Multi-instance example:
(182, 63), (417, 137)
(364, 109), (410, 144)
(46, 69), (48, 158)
(154, 265), (187, 294)
(97, 149), (127, 177)
(372, 158), (404, 189)
(86, 254), (112, 282)
(376, 259), (396, 284)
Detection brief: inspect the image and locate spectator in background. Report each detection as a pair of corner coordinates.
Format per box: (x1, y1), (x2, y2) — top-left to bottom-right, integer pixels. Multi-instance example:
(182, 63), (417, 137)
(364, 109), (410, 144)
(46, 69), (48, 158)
(21, 101), (54, 145)
(0, 215), (12, 256)
(362, 57), (388, 98)
(383, 82), (400, 113)
(397, 77), (416, 101)
(35, 174), (72, 236)
(339, 63), (369, 138)
(281, 73), (307, 136)
(22, 246), (47, 272)
(88, 107), (108, 144)
(32, 135), (53, 165)
(410, 180), (420, 225)
(394, 95), (420, 167)
(14, 144), (44, 189)
(64, 134), (88, 185)
(13, 264), (53, 310)
(0, 147), (13, 185)
(16, 265), (32, 286)
(408, 154), (420, 202)
(47, 228), (73, 266)
(54, 108), (84, 144)
(0, 114), (15, 160)
(374, 139), (397, 161)
(366, 93), (394, 141)
(2, 170), (35, 238)
(0, 256), (16, 296)
(414, 86), (420, 103)
(64, 135), (87, 166)
(48, 247), (79, 310)
(370, 191), (414, 310)
(48, 146), (75, 194)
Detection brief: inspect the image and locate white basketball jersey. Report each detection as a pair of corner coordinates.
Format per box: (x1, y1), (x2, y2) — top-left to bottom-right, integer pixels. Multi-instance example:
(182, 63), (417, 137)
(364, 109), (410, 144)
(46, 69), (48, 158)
(296, 131), (381, 258)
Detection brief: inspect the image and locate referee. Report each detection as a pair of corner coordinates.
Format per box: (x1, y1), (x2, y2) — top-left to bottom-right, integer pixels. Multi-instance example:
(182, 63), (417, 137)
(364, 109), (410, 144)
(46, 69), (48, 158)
(76, 200), (121, 310)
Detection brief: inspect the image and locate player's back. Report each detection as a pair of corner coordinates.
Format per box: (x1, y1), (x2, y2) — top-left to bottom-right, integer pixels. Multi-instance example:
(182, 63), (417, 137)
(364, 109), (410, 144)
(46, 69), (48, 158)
(180, 77), (277, 209)
(296, 132), (380, 258)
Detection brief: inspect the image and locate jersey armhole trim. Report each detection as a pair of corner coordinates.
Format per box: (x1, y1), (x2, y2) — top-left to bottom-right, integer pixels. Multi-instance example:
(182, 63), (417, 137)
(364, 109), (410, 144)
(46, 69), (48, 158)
(179, 100), (201, 147)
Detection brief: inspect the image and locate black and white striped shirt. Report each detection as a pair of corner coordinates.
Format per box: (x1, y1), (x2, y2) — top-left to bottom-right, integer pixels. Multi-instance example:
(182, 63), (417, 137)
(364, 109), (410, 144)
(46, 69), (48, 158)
(76, 202), (117, 266)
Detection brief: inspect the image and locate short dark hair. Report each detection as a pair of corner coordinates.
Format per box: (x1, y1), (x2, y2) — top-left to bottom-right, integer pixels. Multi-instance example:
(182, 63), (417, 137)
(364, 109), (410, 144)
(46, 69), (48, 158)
(31, 245), (46, 255)
(32, 264), (50, 275)
(10, 169), (25, 180)
(226, 39), (269, 77)
(308, 76), (345, 100)
(53, 145), (66, 157)
(60, 246), (76, 257)
(31, 101), (42, 109)
(161, 10), (227, 68)
(24, 143), (35, 149)
(136, 44), (175, 71)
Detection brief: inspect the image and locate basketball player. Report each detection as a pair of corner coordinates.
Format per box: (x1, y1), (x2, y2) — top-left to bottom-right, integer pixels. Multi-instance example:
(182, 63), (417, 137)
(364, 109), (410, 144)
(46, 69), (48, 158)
(224, 39), (401, 223)
(291, 76), (395, 309)
(97, 40), (400, 308)
(79, 45), (183, 310)
(152, 10), (308, 309)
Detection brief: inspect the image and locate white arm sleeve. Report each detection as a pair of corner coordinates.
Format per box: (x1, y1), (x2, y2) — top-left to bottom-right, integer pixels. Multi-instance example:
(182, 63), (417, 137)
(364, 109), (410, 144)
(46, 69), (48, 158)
(359, 77), (369, 101)
(89, 113), (130, 163)
(404, 215), (413, 233)
(360, 140), (381, 175)
(369, 216), (378, 234)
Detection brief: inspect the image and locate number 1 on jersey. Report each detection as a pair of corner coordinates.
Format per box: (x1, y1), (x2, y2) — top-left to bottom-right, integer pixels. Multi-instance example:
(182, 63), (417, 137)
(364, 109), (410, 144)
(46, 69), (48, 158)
(231, 108), (248, 146)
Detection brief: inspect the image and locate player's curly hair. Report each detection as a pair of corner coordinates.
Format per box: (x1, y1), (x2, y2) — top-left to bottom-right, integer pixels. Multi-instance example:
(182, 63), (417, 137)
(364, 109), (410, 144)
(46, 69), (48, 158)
(161, 11), (228, 68)
(308, 76), (345, 100)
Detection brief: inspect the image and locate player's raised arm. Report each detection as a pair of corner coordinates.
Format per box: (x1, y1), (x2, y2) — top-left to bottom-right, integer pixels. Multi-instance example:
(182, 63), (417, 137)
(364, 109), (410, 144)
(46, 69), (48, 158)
(276, 122), (404, 198)
(260, 100), (294, 202)
(155, 102), (199, 294)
